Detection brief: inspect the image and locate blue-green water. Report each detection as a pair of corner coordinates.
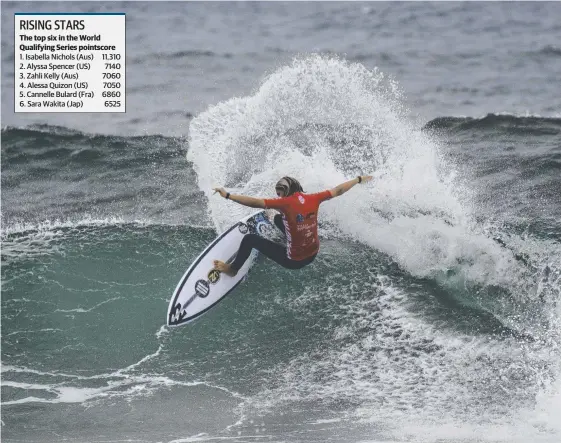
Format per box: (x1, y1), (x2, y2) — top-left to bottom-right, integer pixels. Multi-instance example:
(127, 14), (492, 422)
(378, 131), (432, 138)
(2, 215), (560, 442)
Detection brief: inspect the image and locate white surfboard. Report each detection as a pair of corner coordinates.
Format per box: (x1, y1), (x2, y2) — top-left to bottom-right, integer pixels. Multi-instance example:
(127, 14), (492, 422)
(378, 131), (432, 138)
(167, 210), (280, 327)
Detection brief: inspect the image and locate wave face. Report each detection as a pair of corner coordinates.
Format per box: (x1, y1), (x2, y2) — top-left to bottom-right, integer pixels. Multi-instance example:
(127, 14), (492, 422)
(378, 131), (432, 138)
(2, 55), (561, 443)
(425, 114), (561, 136)
(1, 125), (208, 227)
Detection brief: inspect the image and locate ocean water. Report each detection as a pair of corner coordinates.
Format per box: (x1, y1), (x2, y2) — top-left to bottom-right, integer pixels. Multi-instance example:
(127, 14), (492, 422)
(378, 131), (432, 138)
(1, 2), (560, 443)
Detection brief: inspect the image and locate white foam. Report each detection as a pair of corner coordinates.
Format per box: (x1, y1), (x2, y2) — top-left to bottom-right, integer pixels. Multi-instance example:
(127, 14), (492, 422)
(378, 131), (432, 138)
(1, 380), (113, 405)
(55, 297), (122, 313)
(1, 216), (130, 264)
(242, 275), (559, 441)
(167, 434), (263, 443)
(1, 215), (132, 237)
(2, 328), (248, 410)
(1, 215), (213, 265)
(4, 328), (63, 337)
(310, 418), (342, 425)
(0, 214), (213, 239)
(1, 371), (244, 406)
(187, 52), (559, 330)
(1, 364), (82, 379)
(155, 324), (170, 339)
(116, 344), (164, 375)
(187, 54), (531, 294)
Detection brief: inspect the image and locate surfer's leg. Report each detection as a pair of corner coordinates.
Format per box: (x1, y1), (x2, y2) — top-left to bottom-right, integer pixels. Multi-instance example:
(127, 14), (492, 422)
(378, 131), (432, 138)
(228, 234), (287, 271)
(232, 234), (318, 271)
(216, 234), (316, 276)
(214, 234), (273, 277)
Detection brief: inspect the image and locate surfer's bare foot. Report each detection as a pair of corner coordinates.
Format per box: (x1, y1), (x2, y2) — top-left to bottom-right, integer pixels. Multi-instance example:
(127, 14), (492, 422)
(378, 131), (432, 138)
(213, 260), (237, 277)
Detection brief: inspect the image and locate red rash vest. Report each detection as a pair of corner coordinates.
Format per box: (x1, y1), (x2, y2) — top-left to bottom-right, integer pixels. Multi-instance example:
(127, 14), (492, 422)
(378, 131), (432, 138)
(263, 191), (332, 261)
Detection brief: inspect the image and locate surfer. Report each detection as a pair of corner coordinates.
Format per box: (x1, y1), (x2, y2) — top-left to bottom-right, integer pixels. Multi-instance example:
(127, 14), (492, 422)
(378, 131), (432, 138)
(212, 175), (372, 276)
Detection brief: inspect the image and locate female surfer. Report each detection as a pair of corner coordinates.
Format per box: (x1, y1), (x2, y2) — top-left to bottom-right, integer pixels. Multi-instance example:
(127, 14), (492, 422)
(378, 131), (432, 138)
(212, 175), (372, 276)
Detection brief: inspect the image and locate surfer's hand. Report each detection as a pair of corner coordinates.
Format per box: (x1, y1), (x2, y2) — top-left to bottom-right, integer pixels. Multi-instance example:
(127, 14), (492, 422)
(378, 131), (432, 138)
(213, 187), (227, 198)
(360, 175), (373, 183)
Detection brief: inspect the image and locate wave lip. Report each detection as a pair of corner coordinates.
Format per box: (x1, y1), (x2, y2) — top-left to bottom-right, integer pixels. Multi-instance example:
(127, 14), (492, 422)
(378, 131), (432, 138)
(1, 124), (185, 149)
(423, 113), (561, 136)
(1, 124), (186, 168)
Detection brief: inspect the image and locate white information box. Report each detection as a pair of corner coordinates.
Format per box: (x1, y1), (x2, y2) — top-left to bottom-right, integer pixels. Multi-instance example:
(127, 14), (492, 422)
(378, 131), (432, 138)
(14, 13), (126, 113)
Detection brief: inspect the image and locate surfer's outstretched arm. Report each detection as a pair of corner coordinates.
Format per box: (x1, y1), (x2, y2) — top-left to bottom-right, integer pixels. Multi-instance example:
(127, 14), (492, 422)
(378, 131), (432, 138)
(213, 187), (266, 209)
(329, 175), (372, 198)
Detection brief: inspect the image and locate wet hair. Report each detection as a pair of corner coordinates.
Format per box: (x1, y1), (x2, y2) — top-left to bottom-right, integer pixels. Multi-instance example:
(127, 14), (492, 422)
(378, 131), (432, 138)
(275, 176), (304, 197)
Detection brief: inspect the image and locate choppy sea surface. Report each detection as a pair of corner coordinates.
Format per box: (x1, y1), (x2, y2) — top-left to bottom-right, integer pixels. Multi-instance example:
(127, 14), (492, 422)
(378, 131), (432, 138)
(2, 2), (560, 443)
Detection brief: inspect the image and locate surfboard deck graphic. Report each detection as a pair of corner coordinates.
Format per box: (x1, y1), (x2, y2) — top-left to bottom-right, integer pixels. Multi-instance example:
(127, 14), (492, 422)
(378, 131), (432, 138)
(167, 210), (280, 327)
